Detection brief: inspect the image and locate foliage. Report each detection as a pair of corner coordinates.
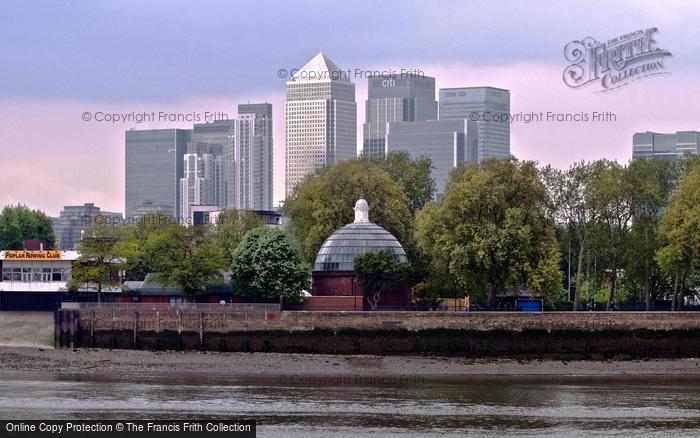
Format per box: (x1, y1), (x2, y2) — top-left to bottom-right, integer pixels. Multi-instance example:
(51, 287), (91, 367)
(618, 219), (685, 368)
(365, 151), (436, 215)
(540, 161), (603, 309)
(416, 157), (561, 310)
(354, 250), (410, 310)
(144, 224), (225, 298)
(118, 213), (174, 281)
(229, 228), (309, 304)
(0, 204), (56, 249)
(66, 224), (132, 302)
(657, 160), (700, 308)
(210, 209), (263, 267)
(283, 159), (413, 263)
(624, 158), (676, 310)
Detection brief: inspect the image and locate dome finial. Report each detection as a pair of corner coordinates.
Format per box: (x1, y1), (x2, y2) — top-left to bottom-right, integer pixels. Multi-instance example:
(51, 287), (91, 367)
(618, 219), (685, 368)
(354, 199), (369, 223)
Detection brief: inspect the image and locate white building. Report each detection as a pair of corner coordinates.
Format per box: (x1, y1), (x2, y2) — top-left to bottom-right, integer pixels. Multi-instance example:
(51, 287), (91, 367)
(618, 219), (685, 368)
(179, 143), (225, 224)
(285, 52), (357, 198)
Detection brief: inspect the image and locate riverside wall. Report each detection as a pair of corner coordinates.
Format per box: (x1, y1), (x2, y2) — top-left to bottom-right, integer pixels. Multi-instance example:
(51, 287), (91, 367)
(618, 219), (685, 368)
(55, 310), (700, 358)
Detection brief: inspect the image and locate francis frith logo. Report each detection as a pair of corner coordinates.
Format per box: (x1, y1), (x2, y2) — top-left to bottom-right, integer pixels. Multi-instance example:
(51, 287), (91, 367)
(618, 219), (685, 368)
(563, 28), (672, 93)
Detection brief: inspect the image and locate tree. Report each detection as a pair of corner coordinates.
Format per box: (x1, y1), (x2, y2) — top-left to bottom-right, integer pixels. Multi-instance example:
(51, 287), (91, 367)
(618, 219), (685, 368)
(230, 228), (309, 304)
(541, 162), (603, 310)
(0, 204), (56, 249)
(144, 224), (225, 299)
(118, 213), (173, 281)
(67, 225), (132, 303)
(354, 250), (410, 311)
(657, 161), (700, 310)
(625, 158), (675, 310)
(284, 159), (413, 263)
(365, 151), (436, 215)
(416, 157), (561, 310)
(210, 209), (263, 267)
(591, 161), (634, 310)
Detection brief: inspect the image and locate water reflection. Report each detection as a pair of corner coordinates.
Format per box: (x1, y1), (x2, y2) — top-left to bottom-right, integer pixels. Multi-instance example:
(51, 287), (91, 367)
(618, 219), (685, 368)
(1, 373), (699, 437)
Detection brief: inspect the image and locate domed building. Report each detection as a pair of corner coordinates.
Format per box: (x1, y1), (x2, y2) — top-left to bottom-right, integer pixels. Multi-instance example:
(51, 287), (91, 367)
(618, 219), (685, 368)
(311, 199), (410, 309)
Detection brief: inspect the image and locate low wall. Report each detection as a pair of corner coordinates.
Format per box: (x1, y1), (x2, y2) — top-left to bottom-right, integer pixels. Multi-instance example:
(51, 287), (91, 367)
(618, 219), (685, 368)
(55, 310), (700, 358)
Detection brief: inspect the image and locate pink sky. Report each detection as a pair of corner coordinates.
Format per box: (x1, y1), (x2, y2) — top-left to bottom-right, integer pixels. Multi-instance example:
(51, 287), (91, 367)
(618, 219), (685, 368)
(1, 61), (698, 217)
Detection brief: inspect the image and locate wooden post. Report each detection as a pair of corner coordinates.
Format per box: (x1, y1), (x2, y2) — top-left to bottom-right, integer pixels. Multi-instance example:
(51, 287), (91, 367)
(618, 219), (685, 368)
(199, 312), (204, 348)
(133, 311), (138, 348)
(90, 311), (95, 347)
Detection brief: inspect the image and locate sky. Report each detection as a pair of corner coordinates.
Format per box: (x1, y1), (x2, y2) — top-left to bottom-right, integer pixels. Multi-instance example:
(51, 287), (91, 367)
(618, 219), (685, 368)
(1, 0), (699, 216)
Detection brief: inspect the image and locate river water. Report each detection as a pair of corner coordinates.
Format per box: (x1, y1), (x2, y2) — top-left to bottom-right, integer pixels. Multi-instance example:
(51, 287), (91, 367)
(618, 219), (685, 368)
(1, 374), (699, 437)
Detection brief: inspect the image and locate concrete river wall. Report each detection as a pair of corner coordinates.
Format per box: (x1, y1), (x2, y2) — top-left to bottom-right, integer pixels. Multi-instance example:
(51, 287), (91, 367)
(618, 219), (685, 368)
(55, 310), (700, 358)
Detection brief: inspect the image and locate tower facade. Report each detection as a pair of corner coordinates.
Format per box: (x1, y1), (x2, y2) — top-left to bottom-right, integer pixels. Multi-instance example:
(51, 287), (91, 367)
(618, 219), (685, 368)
(285, 52), (356, 199)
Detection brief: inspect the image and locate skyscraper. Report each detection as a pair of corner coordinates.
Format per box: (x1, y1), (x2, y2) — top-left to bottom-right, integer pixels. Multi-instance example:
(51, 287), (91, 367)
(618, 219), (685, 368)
(386, 119), (477, 197)
(285, 52), (356, 198)
(53, 203), (123, 250)
(238, 103), (273, 210)
(125, 129), (190, 219)
(179, 142), (225, 222)
(633, 131), (700, 160)
(363, 74), (437, 156)
(190, 120), (236, 209)
(439, 87), (510, 161)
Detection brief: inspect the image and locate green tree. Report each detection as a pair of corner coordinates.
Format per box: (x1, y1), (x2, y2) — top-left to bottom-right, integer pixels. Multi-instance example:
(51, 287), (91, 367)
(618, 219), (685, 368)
(230, 228), (309, 304)
(118, 212), (175, 281)
(144, 224), (225, 299)
(284, 159), (412, 263)
(366, 151), (436, 215)
(657, 161), (700, 310)
(416, 157), (561, 310)
(625, 158), (675, 310)
(0, 204), (56, 249)
(590, 161), (634, 310)
(210, 209), (263, 267)
(354, 250), (410, 311)
(541, 161), (605, 310)
(67, 225), (133, 303)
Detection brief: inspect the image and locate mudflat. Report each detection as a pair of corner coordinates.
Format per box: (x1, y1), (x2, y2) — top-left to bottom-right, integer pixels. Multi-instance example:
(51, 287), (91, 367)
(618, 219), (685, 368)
(1, 347), (700, 384)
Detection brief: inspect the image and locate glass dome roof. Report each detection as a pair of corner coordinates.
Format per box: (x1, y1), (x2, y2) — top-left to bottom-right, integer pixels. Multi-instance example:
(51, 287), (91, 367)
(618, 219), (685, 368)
(313, 222), (408, 272)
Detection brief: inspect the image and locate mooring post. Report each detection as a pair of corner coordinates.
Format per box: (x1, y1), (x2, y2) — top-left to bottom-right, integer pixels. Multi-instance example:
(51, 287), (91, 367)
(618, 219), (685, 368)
(199, 312), (204, 348)
(90, 310), (95, 348)
(133, 311), (138, 348)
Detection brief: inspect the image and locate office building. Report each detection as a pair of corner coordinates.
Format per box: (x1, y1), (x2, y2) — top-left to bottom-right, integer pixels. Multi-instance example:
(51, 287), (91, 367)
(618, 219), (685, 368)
(285, 52), (356, 198)
(125, 129), (190, 219)
(386, 119), (477, 196)
(190, 120), (236, 209)
(237, 103), (273, 210)
(633, 131), (700, 160)
(52, 203), (123, 250)
(179, 143), (225, 223)
(363, 74), (437, 156)
(439, 87), (510, 161)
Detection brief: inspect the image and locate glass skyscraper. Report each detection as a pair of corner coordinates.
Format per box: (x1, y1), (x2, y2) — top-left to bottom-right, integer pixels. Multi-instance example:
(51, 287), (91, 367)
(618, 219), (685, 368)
(363, 74), (437, 157)
(285, 52), (356, 199)
(633, 131), (700, 160)
(439, 87), (510, 161)
(52, 203), (123, 250)
(125, 129), (190, 219)
(238, 103), (273, 210)
(386, 119), (477, 197)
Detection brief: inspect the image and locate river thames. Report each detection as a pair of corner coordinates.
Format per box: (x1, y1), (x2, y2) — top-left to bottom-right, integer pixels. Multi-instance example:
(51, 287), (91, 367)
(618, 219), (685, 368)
(1, 372), (700, 437)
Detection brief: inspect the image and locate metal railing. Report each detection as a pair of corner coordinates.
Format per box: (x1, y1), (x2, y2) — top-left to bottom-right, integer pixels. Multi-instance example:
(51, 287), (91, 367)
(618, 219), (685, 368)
(60, 302), (281, 312)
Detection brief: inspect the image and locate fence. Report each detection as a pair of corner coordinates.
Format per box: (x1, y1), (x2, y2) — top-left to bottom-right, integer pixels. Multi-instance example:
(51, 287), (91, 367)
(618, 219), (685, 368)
(60, 302), (281, 312)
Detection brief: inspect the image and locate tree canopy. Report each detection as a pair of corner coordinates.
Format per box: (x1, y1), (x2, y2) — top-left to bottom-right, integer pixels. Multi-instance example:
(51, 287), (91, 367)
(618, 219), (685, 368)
(229, 228), (309, 304)
(416, 157), (562, 309)
(0, 204), (56, 249)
